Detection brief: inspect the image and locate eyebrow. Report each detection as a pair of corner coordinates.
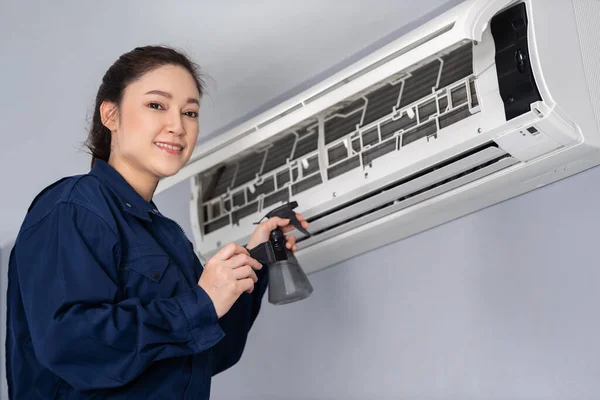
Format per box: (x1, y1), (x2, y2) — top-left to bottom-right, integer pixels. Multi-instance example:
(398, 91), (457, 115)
(145, 90), (200, 106)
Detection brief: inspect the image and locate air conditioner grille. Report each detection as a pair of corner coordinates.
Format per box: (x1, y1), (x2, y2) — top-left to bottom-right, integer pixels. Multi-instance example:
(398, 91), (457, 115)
(324, 99), (364, 145)
(197, 42), (480, 236)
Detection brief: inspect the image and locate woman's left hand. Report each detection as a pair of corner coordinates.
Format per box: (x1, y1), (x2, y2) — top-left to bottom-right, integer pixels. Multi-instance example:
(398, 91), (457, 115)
(246, 213), (309, 252)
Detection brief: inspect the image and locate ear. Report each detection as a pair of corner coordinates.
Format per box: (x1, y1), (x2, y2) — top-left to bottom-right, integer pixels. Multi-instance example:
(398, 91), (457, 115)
(100, 101), (119, 132)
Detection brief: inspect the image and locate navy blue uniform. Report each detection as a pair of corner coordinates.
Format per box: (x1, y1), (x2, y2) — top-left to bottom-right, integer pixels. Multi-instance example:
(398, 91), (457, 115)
(6, 160), (268, 399)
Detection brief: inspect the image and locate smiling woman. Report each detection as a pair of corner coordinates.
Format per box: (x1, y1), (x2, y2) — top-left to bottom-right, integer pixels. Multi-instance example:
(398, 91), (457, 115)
(5, 45), (308, 399)
(86, 49), (203, 201)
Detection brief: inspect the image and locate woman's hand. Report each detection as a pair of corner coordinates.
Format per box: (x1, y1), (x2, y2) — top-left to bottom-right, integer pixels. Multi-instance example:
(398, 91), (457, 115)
(198, 243), (263, 318)
(246, 213), (309, 252)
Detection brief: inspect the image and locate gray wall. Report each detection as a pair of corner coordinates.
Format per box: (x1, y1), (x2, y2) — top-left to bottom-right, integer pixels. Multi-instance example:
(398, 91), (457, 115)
(0, 244), (2, 397)
(154, 180), (195, 240)
(0, 242), (10, 400)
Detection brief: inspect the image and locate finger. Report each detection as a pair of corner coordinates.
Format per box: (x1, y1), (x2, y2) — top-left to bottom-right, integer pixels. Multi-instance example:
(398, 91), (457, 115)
(296, 213), (309, 226)
(237, 278), (255, 294)
(233, 265), (258, 283)
(228, 253), (262, 271)
(261, 216), (291, 232)
(285, 234), (296, 249)
(214, 242), (249, 261)
(296, 213), (309, 230)
(279, 213), (309, 234)
(282, 222), (309, 234)
(281, 224), (295, 234)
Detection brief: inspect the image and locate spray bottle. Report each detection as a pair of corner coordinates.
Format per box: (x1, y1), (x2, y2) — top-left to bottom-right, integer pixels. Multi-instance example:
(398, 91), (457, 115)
(248, 201), (313, 305)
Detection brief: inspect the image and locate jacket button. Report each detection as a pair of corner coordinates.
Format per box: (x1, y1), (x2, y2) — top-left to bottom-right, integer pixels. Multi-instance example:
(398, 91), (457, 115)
(152, 271), (160, 279)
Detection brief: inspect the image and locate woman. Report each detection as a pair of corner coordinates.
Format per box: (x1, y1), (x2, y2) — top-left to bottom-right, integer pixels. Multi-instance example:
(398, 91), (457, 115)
(6, 45), (308, 399)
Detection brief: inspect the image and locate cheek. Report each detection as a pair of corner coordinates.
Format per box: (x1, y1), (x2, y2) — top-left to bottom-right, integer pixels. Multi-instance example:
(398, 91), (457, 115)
(121, 111), (161, 147)
(185, 122), (199, 145)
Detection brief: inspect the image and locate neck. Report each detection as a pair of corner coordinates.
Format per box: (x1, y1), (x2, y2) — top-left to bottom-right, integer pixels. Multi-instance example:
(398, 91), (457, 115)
(108, 156), (158, 202)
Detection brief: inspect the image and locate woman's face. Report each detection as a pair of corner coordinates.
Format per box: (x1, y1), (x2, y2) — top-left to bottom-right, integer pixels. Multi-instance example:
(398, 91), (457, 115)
(106, 64), (201, 179)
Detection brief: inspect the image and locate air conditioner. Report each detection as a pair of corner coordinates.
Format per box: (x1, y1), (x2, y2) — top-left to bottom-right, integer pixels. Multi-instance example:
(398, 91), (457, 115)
(156, 0), (600, 274)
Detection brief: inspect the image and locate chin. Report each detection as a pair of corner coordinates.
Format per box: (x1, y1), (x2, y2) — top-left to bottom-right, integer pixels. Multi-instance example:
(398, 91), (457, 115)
(153, 162), (184, 178)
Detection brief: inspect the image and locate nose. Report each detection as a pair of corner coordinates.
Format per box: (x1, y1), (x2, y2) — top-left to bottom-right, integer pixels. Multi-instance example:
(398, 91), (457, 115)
(167, 111), (185, 136)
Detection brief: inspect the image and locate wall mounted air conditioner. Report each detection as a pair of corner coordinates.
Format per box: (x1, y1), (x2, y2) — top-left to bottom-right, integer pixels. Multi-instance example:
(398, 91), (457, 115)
(156, 0), (600, 274)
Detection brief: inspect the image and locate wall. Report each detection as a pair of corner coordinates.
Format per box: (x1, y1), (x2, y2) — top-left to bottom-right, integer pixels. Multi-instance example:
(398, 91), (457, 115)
(154, 180), (195, 240)
(0, 242), (10, 400)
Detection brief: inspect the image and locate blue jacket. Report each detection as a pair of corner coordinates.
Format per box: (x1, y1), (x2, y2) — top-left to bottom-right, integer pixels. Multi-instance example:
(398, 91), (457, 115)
(6, 160), (268, 399)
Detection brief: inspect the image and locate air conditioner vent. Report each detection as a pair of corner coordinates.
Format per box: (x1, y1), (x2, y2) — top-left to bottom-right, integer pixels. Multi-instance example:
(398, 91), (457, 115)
(297, 142), (519, 246)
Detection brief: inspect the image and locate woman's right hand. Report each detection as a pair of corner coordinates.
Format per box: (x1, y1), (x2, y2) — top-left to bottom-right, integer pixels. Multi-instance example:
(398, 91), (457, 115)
(198, 243), (263, 318)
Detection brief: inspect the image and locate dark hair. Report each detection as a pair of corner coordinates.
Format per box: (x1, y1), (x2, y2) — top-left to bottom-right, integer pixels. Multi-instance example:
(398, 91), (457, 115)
(85, 45), (205, 167)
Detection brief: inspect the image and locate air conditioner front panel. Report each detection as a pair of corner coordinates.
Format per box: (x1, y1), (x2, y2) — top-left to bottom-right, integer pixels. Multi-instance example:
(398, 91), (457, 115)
(525, 0), (600, 148)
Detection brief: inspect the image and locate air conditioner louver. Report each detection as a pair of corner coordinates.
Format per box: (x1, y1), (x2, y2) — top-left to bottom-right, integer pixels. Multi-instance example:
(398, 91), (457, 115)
(296, 142), (518, 246)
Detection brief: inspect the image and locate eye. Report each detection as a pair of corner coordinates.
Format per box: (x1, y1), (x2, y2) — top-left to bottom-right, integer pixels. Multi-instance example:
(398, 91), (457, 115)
(184, 111), (199, 118)
(148, 102), (164, 110)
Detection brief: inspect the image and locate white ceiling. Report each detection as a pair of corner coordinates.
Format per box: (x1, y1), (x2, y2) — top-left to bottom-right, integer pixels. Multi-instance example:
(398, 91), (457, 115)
(0, 0), (460, 246)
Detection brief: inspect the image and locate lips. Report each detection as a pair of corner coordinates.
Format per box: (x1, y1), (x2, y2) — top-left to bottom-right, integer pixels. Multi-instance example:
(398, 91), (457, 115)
(154, 141), (184, 155)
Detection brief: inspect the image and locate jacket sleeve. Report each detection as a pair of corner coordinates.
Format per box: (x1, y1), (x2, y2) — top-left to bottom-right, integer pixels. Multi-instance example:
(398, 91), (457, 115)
(15, 202), (224, 391)
(210, 257), (269, 375)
